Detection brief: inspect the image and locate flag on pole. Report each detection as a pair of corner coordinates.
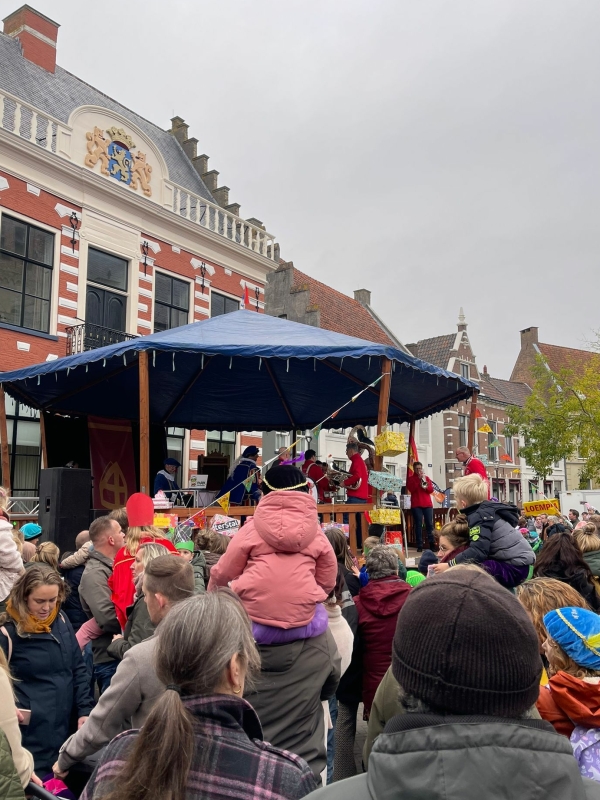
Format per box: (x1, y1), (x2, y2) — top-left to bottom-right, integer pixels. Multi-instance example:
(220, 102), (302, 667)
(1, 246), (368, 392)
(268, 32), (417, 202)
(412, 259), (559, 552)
(407, 436), (419, 475)
(241, 286), (250, 309)
(312, 425), (321, 439)
(217, 492), (230, 515)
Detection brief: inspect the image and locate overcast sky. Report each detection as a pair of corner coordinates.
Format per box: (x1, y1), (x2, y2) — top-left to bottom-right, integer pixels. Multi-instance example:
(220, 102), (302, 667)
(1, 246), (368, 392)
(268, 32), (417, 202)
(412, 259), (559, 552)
(26, 0), (600, 378)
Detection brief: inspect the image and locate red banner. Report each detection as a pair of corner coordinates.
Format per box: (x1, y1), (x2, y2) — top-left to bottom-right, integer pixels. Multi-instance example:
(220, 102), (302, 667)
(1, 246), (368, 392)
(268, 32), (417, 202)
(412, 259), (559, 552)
(88, 416), (137, 509)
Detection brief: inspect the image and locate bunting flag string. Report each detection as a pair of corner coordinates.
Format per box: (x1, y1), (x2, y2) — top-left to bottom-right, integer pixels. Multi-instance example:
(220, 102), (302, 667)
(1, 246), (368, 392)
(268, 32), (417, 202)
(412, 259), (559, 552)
(216, 493), (230, 515)
(174, 370), (392, 539)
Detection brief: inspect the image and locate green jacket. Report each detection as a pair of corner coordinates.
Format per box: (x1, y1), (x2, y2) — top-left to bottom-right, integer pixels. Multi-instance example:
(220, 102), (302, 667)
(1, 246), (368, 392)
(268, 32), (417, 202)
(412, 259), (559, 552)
(584, 550), (600, 579)
(107, 592), (155, 660)
(192, 552), (206, 593)
(315, 714), (600, 800)
(0, 729), (25, 800)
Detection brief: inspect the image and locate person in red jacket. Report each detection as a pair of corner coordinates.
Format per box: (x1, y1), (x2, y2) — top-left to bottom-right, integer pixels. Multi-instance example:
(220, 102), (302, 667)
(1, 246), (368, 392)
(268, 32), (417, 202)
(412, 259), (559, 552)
(302, 449), (335, 503)
(343, 442), (369, 548)
(354, 546), (411, 716)
(406, 461), (436, 553)
(456, 447), (490, 499)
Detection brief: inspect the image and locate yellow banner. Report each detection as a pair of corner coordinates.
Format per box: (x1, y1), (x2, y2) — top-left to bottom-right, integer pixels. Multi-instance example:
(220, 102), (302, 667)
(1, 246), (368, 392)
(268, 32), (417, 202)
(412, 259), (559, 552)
(153, 514), (178, 528)
(522, 499), (560, 517)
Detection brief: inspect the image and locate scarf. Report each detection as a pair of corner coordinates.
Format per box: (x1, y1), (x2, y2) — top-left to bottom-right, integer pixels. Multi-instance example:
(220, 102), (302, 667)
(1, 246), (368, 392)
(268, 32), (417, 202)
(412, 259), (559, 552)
(6, 598), (60, 634)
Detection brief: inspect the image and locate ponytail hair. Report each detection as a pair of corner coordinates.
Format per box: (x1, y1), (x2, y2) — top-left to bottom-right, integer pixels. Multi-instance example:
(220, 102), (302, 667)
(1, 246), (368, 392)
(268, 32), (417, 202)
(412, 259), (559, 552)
(439, 514), (470, 549)
(574, 523), (600, 554)
(103, 590), (260, 800)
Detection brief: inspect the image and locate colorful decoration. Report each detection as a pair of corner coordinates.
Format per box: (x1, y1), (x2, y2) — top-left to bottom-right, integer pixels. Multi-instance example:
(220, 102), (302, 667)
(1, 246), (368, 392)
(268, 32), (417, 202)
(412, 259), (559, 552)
(369, 507), (402, 525)
(500, 454), (513, 462)
(374, 427), (407, 458)
(474, 408), (483, 418)
(488, 439), (500, 447)
(217, 492), (230, 515)
(368, 471), (404, 492)
(312, 425), (321, 439)
(84, 125), (152, 197)
(477, 424), (493, 434)
(512, 468), (521, 474)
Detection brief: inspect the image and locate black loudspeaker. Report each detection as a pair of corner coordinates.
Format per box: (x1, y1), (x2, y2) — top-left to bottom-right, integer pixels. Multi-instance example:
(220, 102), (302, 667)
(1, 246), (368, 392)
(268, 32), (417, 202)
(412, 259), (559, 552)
(38, 468), (92, 553)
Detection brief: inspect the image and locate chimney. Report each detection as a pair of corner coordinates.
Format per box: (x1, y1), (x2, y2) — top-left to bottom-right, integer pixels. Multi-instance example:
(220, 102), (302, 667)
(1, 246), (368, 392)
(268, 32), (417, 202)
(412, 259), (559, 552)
(3, 5), (59, 73)
(354, 289), (371, 306)
(169, 116), (189, 144)
(457, 307), (467, 332)
(482, 365), (488, 375)
(520, 326), (539, 349)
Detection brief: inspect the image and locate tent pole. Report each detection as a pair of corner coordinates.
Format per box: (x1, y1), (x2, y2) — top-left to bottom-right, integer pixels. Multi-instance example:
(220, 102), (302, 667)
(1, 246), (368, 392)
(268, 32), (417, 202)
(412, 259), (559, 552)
(467, 390), (478, 452)
(0, 387), (10, 494)
(39, 411), (48, 470)
(139, 352), (150, 495)
(372, 358), (392, 502)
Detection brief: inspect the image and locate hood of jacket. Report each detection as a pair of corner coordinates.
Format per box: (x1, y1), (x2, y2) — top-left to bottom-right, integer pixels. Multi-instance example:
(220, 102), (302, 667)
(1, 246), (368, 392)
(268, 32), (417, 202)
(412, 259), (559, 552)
(358, 577), (410, 618)
(253, 491), (319, 552)
(465, 500), (520, 527)
(364, 713), (595, 800)
(87, 548), (114, 571)
(547, 672), (600, 727)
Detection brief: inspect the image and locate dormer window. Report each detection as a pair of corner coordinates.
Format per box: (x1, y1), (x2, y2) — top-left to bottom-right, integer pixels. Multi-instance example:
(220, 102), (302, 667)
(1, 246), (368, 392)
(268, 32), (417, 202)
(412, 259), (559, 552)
(461, 363), (470, 380)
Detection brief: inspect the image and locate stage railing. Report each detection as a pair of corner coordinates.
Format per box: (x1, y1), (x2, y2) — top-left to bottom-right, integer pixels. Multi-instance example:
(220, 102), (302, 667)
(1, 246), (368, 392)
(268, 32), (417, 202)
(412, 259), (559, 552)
(176, 503), (370, 554)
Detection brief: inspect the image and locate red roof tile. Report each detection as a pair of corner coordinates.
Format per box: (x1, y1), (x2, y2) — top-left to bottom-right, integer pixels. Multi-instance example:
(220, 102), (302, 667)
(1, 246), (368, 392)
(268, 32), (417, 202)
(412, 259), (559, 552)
(290, 269), (398, 346)
(538, 343), (596, 374)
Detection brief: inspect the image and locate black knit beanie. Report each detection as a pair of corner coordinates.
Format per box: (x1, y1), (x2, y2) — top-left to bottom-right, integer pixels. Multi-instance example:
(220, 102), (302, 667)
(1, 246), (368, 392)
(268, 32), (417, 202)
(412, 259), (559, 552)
(417, 550), (438, 576)
(262, 465), (309, 494)
(392, 570), (542, 718)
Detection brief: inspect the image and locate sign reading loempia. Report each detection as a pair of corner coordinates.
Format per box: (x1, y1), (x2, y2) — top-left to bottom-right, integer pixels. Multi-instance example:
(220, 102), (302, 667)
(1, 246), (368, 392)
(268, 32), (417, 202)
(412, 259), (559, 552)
(523, 499), (561, 517)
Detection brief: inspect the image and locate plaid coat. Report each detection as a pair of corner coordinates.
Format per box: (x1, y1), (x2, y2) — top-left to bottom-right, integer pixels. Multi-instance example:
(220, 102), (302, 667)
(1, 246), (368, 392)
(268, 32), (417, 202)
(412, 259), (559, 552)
(81, 694), (317, 800)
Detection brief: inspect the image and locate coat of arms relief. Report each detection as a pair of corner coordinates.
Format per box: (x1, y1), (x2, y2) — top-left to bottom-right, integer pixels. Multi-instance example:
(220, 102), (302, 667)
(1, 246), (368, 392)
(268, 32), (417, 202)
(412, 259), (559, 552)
(84, 126), (152, 197)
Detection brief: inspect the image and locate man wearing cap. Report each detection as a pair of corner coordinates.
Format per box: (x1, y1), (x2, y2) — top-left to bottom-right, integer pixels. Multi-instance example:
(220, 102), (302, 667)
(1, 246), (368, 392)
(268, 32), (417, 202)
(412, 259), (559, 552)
(310, 569), (600, 800)
(153, 457), (181, 497)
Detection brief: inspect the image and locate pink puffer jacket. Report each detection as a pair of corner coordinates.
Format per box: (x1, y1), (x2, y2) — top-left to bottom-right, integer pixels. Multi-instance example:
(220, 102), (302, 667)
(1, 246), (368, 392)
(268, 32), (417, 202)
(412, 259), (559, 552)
(208, 491), (337, 628)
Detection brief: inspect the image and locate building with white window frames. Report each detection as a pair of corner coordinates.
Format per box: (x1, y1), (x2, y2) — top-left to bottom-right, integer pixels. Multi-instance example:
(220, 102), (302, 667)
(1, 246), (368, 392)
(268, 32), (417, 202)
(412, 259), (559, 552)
(0, 5), (276, 492)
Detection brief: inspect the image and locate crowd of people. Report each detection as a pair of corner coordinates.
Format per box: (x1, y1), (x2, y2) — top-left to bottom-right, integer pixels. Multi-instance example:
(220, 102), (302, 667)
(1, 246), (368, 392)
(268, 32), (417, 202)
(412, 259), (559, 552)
(2, 470), (600, 798)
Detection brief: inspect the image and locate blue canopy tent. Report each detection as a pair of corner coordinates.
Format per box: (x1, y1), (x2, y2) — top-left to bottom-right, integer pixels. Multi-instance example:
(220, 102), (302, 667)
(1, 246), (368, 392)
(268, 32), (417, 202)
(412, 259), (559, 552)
(0, 311), (479, 493)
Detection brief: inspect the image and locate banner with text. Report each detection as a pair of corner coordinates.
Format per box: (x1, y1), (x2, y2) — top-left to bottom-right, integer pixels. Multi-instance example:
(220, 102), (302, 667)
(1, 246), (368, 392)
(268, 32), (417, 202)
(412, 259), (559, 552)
(89, 416), (137, 510)
(523, 499), (560, 517)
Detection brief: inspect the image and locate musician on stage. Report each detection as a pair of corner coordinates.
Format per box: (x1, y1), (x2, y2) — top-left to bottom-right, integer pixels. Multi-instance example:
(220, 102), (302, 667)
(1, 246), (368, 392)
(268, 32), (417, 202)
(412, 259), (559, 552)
(406, 461), (435, 553)
(302, 449), (335, 503)
(343, 442), (369, 547)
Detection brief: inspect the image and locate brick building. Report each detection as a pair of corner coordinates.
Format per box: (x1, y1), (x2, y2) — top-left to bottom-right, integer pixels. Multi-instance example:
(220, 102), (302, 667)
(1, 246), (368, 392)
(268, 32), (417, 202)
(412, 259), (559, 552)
(511, 326), (598, 490)
(264, 263), (433, 476)
(407, 311), (566, 504)
(0, 5), (277, 494)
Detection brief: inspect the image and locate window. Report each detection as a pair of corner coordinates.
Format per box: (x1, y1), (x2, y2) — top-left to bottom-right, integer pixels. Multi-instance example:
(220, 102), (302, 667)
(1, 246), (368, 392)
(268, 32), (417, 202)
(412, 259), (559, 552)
(154, 273), (189, 332)
(3, 395), (41, 496)
(488, 421), (498, 462)
(165, 427), (185, 483)
(461, 363), (470, 380)
(206, 430), (236, 465)
(0, 215), (54, 332)
(385, 464), (396, 475)
(458, 415), (468, 448)
(86, 248), (128, 334)
(504, 434), (513, 460)
(418, 418), (430, 445)
(87, 248), (127, 291)
(492, 479), (505, 501)
(211, 292), (239, 318)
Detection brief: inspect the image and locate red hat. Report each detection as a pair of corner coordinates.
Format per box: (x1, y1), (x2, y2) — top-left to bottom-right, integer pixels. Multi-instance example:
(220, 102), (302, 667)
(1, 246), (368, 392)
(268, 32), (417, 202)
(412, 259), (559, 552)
(126, 493), (154, 527)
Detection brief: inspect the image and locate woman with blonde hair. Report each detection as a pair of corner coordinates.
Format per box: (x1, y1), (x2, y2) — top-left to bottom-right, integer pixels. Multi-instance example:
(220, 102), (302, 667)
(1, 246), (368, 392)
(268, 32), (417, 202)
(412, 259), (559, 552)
(0, 567), (94, 774)
(109, 494), (177, 628)
(31, 541), (60, 571)
(574, 523), (600, 578)
(81, 591), (317, 800)
(516, 577), (592, 652)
